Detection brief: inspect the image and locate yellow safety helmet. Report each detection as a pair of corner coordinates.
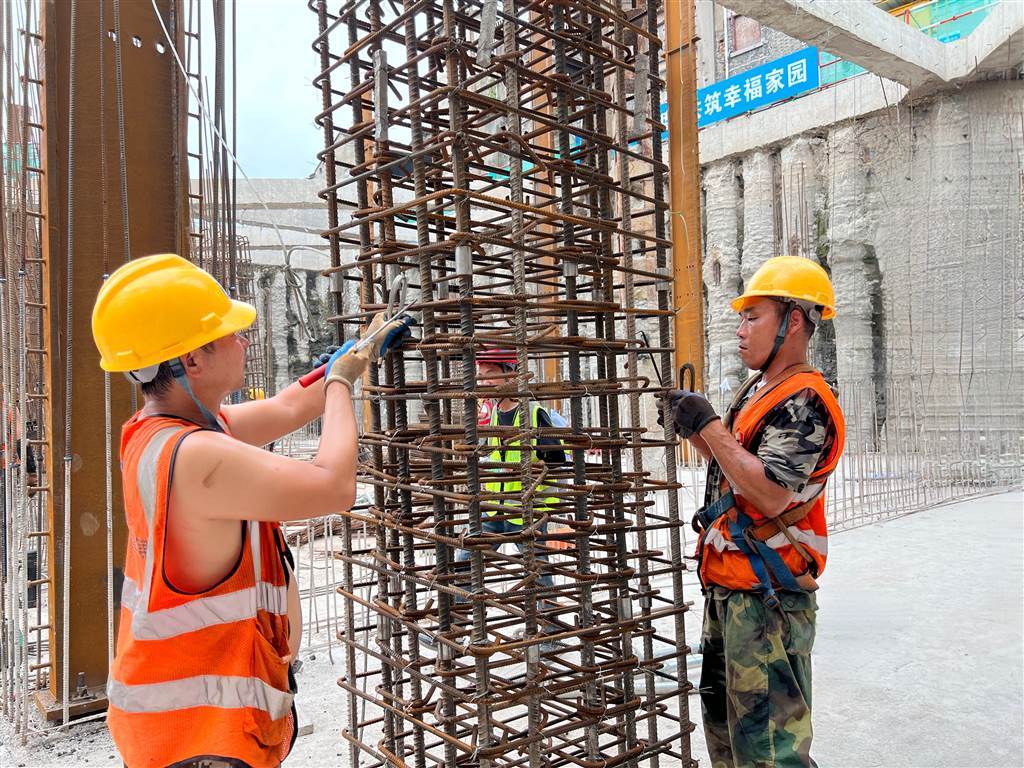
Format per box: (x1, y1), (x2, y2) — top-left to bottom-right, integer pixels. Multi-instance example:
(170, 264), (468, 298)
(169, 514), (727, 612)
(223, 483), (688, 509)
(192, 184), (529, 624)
(731, 255), (836, 320)
(92, 253), (256, 373)
(247, 387), (266, 401)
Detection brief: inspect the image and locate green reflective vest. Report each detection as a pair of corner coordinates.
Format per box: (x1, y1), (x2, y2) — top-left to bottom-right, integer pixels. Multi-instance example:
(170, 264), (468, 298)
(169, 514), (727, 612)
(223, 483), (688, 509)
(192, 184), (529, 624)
(483, 402), (559, 526)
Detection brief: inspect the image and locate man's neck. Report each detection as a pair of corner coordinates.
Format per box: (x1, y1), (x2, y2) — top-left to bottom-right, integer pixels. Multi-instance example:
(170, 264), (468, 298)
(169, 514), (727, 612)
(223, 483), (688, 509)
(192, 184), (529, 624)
(140, 387), (225, 426)
(497, 398), (518, 412)
(761, 347), (809, 383)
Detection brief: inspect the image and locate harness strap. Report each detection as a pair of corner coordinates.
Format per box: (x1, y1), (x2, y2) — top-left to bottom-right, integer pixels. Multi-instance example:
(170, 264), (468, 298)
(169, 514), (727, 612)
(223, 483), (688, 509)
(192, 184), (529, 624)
(748, 495), (823, 575)
(698, 490), (825, 603)
(693, 489), (735, 532)
(726, 511), (784, 608)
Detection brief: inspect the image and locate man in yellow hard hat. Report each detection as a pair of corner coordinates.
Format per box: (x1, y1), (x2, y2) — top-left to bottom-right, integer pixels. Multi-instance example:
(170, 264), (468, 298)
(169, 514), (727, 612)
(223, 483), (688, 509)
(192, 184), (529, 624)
(91, 254), (408, 768)
(666, 255), (846, 767)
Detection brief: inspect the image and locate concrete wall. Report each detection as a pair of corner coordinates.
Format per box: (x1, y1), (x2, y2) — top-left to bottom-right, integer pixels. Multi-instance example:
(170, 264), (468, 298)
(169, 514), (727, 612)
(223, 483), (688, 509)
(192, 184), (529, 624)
(699, 80), (1023, 450)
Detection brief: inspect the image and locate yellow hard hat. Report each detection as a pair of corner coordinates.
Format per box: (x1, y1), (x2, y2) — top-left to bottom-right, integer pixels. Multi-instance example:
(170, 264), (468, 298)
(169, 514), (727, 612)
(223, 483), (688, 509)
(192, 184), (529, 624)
(731, 255), (836, 320)
(248, 387), (266, 400)
(92, 254), (256, 372)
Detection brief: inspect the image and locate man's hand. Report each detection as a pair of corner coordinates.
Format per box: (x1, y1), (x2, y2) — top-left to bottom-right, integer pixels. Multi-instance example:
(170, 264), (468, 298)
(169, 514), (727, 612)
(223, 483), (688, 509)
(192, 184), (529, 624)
(366, 313), (414, 359)
(325, 345), (373, 393)
(26, 472), (38, 498)
(665, 389), (720, 438)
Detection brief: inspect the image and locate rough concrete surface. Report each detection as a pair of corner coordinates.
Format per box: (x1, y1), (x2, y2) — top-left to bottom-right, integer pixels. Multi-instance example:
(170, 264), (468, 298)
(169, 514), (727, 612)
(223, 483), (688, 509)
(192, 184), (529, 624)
(700, 80), (1023, 423)
(2, 490), (1020, 767)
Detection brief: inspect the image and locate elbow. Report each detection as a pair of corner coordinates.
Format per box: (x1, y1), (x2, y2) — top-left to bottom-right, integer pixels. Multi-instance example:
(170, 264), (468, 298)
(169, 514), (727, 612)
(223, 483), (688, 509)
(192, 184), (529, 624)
(335, 478), (357, 512)
(339, 487), (356, 512)
(757, 487), (795, 518)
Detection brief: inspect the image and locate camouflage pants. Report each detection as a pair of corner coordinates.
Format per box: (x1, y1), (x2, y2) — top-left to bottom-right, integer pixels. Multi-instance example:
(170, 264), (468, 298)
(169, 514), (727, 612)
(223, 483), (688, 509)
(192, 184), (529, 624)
(700, 586), (818, 768)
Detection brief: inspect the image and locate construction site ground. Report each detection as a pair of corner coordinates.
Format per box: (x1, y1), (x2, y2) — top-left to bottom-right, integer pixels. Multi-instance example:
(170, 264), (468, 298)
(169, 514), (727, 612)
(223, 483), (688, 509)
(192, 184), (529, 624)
(2, 490), (1020, 768)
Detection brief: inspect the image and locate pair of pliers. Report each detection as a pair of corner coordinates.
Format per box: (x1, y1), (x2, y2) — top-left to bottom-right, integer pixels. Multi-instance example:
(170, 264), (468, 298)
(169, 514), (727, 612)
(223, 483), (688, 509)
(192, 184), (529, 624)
(298, 274), (416, 388)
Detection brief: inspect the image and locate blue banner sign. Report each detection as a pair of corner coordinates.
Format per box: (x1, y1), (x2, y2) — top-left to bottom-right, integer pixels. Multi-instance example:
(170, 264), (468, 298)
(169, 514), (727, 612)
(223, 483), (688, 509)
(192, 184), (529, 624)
(697, 47), (819, 128)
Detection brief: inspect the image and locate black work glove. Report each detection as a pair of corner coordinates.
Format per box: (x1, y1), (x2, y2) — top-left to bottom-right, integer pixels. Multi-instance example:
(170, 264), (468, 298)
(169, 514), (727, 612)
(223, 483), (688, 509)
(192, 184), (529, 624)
(662, 389), (720, 438)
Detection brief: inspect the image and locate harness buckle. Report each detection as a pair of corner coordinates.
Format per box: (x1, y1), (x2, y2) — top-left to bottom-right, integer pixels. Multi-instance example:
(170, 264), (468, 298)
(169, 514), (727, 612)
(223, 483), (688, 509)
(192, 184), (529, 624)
(692, 507), (710, 533)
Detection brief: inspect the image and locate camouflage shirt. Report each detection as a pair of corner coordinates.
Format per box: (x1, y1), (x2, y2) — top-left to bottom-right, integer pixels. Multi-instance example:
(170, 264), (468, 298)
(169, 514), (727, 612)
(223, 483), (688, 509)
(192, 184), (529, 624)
(706, 386), (835, 503)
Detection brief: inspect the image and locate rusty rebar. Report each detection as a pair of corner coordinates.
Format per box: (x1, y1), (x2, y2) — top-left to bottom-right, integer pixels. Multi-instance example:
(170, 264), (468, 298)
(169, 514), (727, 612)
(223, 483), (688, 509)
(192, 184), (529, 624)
(311, 1), (695, 765)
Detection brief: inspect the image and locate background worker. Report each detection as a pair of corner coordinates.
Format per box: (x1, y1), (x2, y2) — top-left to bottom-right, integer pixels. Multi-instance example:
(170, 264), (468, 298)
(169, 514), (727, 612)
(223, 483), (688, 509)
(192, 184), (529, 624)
(91, 254), (409, 768)
(452, 349), (565, 637)
(1, 405), (37, 581)
(666, 256), (845, 768)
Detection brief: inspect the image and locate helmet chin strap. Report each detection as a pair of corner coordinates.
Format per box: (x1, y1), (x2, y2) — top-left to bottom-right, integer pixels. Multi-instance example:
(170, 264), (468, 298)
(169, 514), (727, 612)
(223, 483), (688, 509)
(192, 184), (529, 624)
(758, 300), (794, 372)
(167, 358), (224, 432)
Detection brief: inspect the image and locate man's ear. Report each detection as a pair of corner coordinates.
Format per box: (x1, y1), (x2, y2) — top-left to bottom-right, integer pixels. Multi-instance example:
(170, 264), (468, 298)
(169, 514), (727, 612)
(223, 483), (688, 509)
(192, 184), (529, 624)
(787, 307), (807, 339)
(180, 349), (203, 375)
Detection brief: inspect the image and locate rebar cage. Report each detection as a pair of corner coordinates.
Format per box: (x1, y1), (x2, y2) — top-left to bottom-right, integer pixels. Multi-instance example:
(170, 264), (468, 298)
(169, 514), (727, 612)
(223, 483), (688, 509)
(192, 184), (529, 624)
(312, 0), (696, 765)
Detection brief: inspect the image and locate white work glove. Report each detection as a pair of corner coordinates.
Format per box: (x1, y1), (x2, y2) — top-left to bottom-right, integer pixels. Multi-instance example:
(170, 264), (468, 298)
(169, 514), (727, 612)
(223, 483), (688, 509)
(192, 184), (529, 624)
(324, 313), (409, 393)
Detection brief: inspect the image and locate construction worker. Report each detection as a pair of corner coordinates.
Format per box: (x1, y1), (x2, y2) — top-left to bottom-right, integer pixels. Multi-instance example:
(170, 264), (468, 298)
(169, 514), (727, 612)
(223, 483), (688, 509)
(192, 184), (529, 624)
(91, 254), (409, 768)
(452, 349), (565, 635)
(666, 255), (845, 768)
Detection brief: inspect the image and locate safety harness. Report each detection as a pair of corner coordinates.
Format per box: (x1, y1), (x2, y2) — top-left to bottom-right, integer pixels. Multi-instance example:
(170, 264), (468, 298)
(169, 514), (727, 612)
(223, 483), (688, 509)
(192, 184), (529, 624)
(693, 364), (830, 609)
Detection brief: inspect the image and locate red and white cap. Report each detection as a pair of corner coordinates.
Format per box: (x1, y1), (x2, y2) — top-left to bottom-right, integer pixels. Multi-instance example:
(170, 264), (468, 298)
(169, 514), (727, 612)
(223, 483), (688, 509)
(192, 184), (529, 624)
(477, 348), (517, 368)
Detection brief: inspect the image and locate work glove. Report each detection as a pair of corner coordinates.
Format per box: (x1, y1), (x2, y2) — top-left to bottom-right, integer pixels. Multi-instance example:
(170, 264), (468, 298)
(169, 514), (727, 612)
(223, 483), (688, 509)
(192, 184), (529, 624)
(314, 341), (354, 369)
(661, 389), (720, 438)
(368, 313), (414, 359)
(322, 313), (414, 393)
(325, 343), (373, 393)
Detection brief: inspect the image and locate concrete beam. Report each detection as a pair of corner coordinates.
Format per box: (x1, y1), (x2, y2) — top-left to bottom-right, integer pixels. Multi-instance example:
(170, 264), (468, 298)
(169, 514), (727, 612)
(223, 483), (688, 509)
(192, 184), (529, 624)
(946, 0), (1024, 81)
(717, 0), (947, 86)
(699, 73), (906, 163)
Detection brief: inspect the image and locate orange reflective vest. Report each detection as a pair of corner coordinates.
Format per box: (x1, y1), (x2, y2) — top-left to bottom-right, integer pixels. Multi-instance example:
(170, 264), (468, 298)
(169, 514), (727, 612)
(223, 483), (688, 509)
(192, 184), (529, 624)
(698, 368), (845, 594)
(107, 413), (295, 768)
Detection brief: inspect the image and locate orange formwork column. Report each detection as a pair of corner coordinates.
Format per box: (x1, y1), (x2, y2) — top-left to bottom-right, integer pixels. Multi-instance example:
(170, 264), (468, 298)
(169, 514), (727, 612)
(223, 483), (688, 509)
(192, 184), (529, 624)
(665, 0), (705, 390)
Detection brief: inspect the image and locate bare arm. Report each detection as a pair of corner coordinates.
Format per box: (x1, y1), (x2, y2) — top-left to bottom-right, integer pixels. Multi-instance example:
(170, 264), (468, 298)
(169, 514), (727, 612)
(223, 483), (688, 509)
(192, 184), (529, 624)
(698, 420), (794, 518)
(684, 431), (713, 462)
(221, 379), (327, 448)
(172, 383), (359, 522)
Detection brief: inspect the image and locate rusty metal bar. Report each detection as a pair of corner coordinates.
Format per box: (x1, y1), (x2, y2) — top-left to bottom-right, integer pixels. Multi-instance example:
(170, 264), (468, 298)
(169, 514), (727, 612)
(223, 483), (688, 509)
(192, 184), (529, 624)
(312, 1), (696, 765)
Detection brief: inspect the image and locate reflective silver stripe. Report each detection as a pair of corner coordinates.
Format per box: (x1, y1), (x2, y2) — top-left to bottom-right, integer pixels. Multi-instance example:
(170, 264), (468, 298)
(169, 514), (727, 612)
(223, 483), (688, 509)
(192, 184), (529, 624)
(703, 524), (826, 556)
(132, 427), (186, 638)
(122, 577), (288, 640)
(703, 526), (740, 553)
(107, 674), (293, 720)
(763, 526), (828, 555)
(137, 427), (182, 528)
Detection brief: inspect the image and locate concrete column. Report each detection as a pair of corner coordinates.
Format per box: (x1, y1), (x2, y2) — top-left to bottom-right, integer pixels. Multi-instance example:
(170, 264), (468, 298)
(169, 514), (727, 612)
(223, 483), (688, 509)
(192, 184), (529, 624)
(740, 150), (777, 283)
(779, 137), (824, 258)
(263, 267), (292, 394)
(827, 125), (878, 419)
(702, 160), (745, 409)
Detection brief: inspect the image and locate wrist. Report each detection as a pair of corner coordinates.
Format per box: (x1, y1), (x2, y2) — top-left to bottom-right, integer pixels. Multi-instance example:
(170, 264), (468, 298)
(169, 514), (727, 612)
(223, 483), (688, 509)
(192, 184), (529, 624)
(324, 375), (354, 396)
(696, 416), (724, 441)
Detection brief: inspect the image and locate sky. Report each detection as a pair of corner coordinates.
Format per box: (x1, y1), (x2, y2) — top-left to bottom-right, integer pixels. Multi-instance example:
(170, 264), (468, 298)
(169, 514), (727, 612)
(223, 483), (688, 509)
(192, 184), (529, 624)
(198, 0), (325, 179)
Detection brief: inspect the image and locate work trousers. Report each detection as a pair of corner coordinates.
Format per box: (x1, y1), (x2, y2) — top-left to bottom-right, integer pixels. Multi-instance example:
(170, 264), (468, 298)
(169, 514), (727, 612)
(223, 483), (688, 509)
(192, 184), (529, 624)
(700, 586), (818, 768)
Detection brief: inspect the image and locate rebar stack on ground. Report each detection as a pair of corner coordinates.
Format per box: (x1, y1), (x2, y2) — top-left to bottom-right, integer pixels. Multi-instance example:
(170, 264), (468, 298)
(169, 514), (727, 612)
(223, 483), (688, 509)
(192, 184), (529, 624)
(312, 0), (695, 765)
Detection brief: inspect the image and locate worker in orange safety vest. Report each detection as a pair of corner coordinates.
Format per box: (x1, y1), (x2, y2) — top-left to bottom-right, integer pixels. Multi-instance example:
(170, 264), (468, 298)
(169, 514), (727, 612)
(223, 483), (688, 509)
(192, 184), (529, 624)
(91, 254), (410, 768)
(665, 255), (846, 768)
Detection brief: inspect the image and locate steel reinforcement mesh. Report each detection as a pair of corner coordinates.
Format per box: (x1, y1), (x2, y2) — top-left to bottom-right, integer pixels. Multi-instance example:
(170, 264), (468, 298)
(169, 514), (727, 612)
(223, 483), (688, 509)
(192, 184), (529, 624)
(312, 1), (696, 765)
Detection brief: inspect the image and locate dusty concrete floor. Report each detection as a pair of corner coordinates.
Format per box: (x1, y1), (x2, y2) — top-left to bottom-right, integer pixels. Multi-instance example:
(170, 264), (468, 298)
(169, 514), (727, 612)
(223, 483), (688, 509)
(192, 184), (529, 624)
(2, 490), (1021, 767)
(809, 490), (1023, 767)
